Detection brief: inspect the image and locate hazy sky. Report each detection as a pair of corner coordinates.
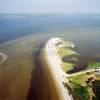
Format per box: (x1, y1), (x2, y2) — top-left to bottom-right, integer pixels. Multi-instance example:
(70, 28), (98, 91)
(0, 0), (100, 13)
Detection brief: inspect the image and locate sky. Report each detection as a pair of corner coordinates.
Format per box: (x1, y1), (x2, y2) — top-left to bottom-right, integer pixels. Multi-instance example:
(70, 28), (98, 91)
(0, 0), (100, 13)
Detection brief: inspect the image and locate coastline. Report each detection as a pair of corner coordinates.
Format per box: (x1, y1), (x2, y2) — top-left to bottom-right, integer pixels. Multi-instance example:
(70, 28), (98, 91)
(43, 38), (73, 100)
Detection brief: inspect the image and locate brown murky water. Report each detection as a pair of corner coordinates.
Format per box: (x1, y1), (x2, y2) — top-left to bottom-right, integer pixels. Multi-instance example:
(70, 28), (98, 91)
(0, 38), (61, 100)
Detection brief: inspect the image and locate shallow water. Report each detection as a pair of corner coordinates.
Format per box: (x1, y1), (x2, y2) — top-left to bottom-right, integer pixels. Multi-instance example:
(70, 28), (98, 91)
(0, 14), (100, 68)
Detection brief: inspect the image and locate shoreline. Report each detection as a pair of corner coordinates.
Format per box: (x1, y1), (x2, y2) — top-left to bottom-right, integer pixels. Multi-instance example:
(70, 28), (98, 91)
(43, 37), (73, 100)
(0, 52), (8, 64)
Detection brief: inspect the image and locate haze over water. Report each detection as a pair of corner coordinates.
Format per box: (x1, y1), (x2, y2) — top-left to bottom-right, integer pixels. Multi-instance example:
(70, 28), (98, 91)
(0, 14), (100, 42)
(0, 14), (100, 60)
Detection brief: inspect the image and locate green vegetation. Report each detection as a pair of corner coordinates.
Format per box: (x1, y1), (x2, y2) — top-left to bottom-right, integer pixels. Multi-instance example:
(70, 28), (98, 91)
(68, 74), (87, 86)
(92, 80), (100, 100)
(57, 42), (100, 100)
(68, 73), (100, 100)
(92, 96), (99, 100)
(73, 84), (89, 100)
(61, 63), (74, 73)
(68, 74), (90, 100)
(57, 46), (79, 73)
(57, 47), (76, 57)
(88, 62), (100, 69)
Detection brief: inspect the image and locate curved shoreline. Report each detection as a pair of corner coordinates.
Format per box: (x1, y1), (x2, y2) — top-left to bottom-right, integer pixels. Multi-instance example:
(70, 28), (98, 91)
(0, 52), (8, 64)
(43, 38), (73, 100)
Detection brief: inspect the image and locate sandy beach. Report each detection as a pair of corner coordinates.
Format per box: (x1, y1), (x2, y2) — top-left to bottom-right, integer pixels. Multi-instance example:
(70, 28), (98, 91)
(43, 38), (73, 100)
